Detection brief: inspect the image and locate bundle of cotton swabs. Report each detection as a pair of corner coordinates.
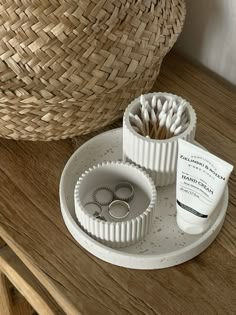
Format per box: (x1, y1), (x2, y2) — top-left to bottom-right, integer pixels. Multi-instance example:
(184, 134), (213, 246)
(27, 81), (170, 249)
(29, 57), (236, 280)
(129, 95), (190, 139)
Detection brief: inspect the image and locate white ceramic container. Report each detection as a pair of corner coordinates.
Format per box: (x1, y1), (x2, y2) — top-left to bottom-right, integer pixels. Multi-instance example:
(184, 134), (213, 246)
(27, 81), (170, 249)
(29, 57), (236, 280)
(74, 161), (156, 248)
(123, 92), (197, 186)
(59, 128), (228, 269)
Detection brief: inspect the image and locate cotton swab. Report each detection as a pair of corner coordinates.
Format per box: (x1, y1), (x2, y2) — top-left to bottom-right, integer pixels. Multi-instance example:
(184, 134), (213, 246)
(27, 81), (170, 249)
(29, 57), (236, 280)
(143, 108), (150, 136)
(162, 100), (168, 113)
(156, 113), (166, 139)
(158, 109), (166, 120)
(141, 100), (151, 122)
(129, 113), (143, 132)
(157, 99), (162, 113)
(151, 108), (156, 122)
(140, 94), (146, 107)
(129, 112), (136, 121)
(151, 95), (157, 111)
(174, 116), (181, 127)
(172, 100), (178, 113)
(132, 126), (141, 133)
(134, 114), (146, 135)
(171, 113), (177, 124)
(168, 99), (173, 110)
(165, 111), (172, 138)
(177, 102), (186, 117)
(145, 100), (151, 113)
(174, 125), (182, 136)
(129, 113), (144, 135)
(150, 108), (157, 137)
(168, 108), (173, 120)
(129, 112), (138, 126)
(170, 122), (177, 135)
(129, 96), (189, 139)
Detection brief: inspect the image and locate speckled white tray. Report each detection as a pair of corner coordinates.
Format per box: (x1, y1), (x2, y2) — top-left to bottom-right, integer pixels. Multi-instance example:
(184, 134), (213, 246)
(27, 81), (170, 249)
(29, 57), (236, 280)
(59, 128), (228, 269)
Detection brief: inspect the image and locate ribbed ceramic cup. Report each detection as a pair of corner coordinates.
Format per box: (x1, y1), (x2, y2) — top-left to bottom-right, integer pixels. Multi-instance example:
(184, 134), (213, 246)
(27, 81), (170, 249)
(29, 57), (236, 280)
(74, 161), (157, 248)
(123, 92), (197, 186)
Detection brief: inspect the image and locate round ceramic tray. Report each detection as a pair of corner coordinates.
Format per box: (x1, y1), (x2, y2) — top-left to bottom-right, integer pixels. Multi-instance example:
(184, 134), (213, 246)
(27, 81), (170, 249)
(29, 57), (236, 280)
(59, 128), (228, 269)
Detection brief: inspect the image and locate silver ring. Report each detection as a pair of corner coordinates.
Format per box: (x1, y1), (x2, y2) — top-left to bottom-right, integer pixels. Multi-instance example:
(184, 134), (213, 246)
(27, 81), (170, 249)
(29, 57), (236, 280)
(83, 202), (107, 221)
(114, 182), (134, 202)
(108, 200), (130, 219)
(93, 187), (114, 206)
(83, 202), (102, 218)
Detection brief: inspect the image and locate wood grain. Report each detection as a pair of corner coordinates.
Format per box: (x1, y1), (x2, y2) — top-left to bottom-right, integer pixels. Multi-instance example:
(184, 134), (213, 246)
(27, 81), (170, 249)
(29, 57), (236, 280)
(0, 246), (63, 314)
(0, 273), (34, 315)
(0, 272), (13, 315)
(0, 53), (235, 315)
(0, 238), (6, 249)
(11, 285), (34, 315)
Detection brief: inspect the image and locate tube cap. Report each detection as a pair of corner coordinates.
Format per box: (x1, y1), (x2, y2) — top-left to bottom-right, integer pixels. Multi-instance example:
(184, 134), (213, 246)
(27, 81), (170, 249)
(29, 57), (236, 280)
(176, 214), (211, 235)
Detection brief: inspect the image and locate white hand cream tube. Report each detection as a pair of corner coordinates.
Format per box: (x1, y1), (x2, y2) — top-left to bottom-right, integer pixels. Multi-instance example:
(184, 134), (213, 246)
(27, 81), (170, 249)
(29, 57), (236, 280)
(176, 139), (233, 234)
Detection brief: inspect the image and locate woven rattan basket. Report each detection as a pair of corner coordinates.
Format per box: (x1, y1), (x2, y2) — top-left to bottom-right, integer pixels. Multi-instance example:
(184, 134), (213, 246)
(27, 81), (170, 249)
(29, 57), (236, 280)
(0, 0), (186, 140)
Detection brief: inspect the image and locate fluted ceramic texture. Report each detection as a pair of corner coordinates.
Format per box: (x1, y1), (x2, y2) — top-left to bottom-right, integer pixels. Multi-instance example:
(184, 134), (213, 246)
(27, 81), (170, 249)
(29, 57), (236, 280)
(123, 92), (197, 186)
(74, 161), (156, 248)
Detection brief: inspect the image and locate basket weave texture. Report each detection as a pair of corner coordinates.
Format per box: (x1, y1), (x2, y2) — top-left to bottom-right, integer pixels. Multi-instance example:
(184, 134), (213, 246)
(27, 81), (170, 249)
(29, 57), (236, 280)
(0, 0), (186, 140)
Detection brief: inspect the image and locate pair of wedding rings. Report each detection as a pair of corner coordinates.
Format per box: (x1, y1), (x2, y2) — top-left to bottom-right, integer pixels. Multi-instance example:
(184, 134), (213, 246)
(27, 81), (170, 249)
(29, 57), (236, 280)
(84, 182), (134, 220)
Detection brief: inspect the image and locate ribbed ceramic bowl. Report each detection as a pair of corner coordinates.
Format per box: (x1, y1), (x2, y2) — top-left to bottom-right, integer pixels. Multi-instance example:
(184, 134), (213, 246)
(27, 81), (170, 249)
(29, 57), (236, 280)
(74, 161), (156, 248)
(123, 92), (197, 186)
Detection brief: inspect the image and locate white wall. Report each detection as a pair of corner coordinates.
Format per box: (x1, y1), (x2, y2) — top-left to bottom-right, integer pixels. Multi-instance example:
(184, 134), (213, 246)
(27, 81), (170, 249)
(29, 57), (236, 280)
(175, 0), (236, 85)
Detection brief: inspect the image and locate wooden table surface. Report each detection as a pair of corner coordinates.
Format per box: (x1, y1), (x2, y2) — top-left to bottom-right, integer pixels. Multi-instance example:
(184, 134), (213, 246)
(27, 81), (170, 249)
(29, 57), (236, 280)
(0, 53), (235, 315)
